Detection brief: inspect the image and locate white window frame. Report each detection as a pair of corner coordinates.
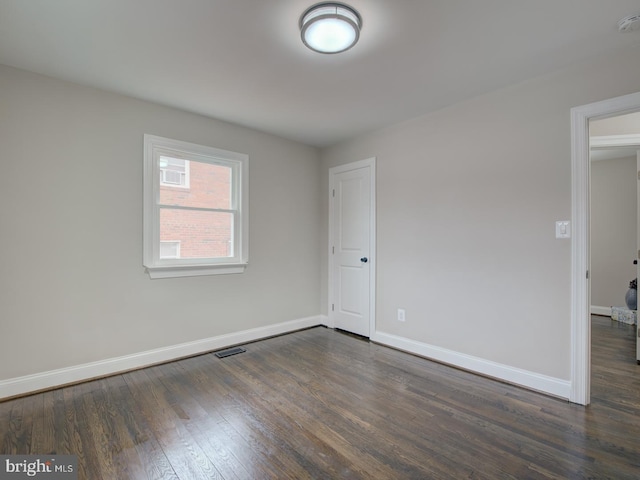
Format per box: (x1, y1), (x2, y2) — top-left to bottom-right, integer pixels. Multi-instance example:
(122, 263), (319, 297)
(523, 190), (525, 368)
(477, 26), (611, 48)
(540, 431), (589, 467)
(143, 134), (249, 279)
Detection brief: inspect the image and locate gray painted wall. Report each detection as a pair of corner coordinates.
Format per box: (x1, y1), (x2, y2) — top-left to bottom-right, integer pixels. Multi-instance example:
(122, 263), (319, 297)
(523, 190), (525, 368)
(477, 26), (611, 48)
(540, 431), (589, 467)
(0, 65), (321, 381)
(320, 44), (640, 381)
(590, 156), (637, 309)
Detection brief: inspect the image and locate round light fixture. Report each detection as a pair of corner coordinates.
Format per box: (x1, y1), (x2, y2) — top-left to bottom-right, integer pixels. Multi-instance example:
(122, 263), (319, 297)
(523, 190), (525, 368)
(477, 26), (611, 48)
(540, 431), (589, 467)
(299, 2), (362, 54)
(618, 13), (640, 32)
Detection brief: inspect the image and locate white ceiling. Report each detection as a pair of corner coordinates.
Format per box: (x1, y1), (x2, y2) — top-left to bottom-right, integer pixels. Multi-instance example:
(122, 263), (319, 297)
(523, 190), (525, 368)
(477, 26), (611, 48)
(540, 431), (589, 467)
(1, 0), (640, 147)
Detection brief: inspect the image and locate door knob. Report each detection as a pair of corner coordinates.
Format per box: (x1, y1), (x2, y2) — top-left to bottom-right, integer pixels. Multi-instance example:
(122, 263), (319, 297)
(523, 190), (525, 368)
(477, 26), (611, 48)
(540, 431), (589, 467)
(360, 257), (368, 263)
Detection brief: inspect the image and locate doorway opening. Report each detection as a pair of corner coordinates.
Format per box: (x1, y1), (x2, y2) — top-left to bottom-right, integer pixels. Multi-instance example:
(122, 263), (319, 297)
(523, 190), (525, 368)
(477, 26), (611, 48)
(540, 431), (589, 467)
(590, 118), (640, 317)
(570, 92), (640, 405)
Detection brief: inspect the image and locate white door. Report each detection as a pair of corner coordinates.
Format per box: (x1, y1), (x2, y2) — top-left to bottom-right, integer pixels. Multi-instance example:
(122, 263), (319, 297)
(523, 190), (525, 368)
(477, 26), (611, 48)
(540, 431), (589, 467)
(330, 159), (375, 337)
(636, 150), (640, 363)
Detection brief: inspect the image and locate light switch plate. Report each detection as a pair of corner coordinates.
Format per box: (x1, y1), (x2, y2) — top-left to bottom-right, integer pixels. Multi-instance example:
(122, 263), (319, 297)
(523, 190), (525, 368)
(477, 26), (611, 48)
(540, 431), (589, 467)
(556, 220), (571, 239)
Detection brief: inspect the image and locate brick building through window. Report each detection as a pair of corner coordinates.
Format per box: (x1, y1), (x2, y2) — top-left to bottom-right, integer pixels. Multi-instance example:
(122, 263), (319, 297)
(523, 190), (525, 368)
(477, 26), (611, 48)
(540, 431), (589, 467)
(159, 158), (232, 259)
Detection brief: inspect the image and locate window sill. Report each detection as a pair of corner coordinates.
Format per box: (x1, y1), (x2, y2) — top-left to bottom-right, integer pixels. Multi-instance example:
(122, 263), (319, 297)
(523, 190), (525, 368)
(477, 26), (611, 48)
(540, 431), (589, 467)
(145, 263), (247, 279)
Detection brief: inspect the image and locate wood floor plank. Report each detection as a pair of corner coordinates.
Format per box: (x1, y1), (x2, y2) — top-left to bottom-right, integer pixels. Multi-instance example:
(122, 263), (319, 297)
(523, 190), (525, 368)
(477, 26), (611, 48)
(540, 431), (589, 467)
(1, 391), (37, 454)
(102, 375), (178, 480)
(214, 354), (399, 479)
(196, 360), (327, 479)
(28, 391), (50, 455)
(1, 317), (639, 479)
(288, 332), (519, 475)
(68, 381), (110, 480)
(234, 344), (464, 479)
(75, 380), (119, 480)
(149, 360), (252, 480)
(124, 367), (224, 480)
(270, 330), (549, 478)
(176, 354), (300, 480)
(95, 375), (155, 480)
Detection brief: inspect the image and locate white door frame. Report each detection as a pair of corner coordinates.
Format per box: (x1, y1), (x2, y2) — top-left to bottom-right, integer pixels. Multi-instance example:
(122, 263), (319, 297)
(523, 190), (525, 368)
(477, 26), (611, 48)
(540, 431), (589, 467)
(570, 91), (640, 405)
(328, 158), (376, 336)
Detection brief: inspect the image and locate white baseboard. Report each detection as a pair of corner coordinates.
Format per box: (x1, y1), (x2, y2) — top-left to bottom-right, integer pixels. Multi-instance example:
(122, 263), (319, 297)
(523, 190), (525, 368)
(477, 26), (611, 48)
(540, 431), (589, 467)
(320, 314), (330, 327)
(590, 305), (612, 317)
(371, 330), (571, 400)
(0, 315), (322, 400)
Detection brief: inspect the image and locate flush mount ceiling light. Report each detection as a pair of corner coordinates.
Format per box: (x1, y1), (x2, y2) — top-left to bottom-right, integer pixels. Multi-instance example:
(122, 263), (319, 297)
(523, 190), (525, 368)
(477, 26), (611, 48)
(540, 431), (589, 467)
(299, 2), (362, 54)
(618, 13), (640, 32)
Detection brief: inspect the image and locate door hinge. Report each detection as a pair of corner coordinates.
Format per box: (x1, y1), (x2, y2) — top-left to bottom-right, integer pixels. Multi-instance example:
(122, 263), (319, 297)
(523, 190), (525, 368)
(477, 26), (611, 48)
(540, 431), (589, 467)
(586, 270), (589, 279)
(332, 304), (334, 311)
(637, 171), (640, 180)
(332, 246), (334, 254)
(332, 189), (335, 197)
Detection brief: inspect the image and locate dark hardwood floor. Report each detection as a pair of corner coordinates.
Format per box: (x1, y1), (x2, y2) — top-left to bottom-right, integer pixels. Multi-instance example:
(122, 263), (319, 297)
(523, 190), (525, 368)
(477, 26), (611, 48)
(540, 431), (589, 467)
(1, 316), (639, 479)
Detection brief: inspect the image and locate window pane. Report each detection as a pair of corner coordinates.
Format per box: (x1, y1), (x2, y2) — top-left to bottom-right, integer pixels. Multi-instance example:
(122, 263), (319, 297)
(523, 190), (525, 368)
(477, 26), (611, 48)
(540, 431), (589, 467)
(160, 209), (234, 259)
(160, 159), (232, 210)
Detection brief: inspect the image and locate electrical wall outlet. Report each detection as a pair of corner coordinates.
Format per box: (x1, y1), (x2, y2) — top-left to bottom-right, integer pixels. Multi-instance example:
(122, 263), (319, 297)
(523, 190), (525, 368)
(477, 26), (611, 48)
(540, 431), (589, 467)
(397, 308), (406, 322)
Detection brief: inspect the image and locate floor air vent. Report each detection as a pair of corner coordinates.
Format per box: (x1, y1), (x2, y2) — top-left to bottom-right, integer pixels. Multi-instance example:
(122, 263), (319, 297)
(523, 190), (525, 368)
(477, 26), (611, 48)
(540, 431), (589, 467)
(214, 346), (246, 358)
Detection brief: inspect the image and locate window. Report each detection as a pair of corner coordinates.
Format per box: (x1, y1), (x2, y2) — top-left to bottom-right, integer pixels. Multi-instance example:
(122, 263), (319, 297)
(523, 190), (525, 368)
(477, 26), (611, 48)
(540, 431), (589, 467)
(159, 241), (181, 259)
(160, 158), (190, 188)
(143, 135), (249, 278)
